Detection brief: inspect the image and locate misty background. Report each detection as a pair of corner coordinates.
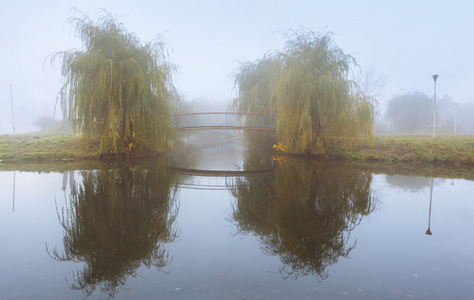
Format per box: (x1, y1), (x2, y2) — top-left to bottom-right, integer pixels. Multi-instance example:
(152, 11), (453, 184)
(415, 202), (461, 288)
(1, 0), (473, 134)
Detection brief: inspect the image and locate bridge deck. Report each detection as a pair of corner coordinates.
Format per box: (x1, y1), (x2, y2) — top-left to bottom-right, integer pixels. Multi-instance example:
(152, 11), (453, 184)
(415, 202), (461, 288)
(176, 126), (275, 131)
(173, 112), (275, 131)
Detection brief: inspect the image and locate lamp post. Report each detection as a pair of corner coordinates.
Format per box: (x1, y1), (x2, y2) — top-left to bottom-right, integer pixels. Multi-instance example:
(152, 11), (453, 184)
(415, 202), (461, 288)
(432, 75), (439, 139)
(454, 102), (458, 135)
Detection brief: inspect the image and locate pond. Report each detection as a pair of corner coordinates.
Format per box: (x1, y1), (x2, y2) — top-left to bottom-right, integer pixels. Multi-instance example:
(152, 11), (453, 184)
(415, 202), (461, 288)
(1, 139), (473, 299)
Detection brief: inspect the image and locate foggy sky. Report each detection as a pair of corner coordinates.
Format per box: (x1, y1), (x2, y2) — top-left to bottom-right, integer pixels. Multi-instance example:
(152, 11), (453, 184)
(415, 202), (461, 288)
(1, 0), (473, 134)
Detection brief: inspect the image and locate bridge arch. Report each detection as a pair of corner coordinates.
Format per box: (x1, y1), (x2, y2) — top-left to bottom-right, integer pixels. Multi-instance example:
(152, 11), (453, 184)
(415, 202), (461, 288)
(172, 112), (275, 131)
(167, 167), (274, 190)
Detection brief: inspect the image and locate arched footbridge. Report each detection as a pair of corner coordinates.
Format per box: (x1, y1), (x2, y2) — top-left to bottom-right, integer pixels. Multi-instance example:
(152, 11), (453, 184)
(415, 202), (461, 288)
(172, 112), (275, 131)
(167, 167), (274, 190)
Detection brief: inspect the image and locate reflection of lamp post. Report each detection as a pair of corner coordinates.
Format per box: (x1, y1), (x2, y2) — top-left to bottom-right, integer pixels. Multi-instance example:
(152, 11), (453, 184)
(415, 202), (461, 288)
(454, 102), (458, 135)
(426, 178), (434, 235)
(12, 171), (16, 212)
(432, 75), (439, 139)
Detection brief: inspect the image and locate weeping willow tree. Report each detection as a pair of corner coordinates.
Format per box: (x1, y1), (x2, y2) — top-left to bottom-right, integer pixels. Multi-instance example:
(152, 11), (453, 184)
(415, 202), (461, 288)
(232, 30), (373, 155)
(48, 10), (178, 155)
(231, 54), (279, 115)
(230, 55), (280, 148)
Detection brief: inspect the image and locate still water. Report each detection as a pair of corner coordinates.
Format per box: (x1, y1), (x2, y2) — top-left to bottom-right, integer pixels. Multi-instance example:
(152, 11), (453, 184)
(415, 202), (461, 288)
(1, 142), (473, 300)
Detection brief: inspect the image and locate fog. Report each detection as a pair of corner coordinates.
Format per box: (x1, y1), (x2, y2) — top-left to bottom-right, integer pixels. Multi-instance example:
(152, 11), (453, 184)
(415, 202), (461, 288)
(2, 0), (474, 134)
(374, 91), (474, 134)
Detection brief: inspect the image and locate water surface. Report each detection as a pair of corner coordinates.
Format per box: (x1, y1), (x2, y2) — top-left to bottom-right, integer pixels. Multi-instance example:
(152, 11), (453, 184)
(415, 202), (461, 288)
(1, 143), (473, 299)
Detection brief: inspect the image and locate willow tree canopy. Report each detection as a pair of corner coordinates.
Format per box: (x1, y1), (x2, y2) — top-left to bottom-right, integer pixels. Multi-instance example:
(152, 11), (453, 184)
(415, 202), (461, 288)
(232, 30), (374, 155)
(49, 10), (178, 155)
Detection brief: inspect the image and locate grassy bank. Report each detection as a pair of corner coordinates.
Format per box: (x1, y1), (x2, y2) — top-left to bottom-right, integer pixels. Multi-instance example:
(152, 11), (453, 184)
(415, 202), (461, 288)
(337, 134), (474, 166)
(0, 123), (100, 160)
(0, 131), (473, 180)
(0, 123), (165, 161)
(1, 128), (473, 166)
(0, 134), (101, 160)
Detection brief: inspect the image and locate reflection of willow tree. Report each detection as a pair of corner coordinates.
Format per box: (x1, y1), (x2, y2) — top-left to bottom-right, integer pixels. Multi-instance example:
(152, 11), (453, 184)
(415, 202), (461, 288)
(48, 159), (179, 299)
(241, 147), (275, 172)
(229, 158), (375, 280)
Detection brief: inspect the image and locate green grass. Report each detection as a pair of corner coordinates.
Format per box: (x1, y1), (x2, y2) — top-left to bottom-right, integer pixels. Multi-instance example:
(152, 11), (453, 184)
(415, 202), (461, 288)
(1, 126), (474, 167)
(0, 122), (99, 161)
(0, 134), (101, 160)
(0, 129), (473, 180)
(337, 134), (474, 166)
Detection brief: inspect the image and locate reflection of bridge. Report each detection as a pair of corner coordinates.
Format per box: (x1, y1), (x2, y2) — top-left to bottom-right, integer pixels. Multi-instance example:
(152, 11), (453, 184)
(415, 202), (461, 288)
(172, 112), (275, 131)
(167, 167), (274, 190)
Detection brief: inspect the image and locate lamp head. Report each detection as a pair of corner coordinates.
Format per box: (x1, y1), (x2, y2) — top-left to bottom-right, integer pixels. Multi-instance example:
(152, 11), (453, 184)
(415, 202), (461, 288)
(432, 74), (439, 81)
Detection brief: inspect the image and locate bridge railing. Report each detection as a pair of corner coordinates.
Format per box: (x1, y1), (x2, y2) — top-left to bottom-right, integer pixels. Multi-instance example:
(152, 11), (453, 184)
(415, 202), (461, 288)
(172, 112), (276, 131)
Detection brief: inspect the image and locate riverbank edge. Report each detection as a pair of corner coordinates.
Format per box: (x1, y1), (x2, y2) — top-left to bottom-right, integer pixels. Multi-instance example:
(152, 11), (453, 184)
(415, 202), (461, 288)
(335, 135), (474, 166)
(1, 134), (473, 175)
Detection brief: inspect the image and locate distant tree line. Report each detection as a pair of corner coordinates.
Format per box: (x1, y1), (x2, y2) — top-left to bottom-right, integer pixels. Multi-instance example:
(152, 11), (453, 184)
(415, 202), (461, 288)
(385, 91), (432, 132)
(385, 92), (474, 134)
